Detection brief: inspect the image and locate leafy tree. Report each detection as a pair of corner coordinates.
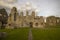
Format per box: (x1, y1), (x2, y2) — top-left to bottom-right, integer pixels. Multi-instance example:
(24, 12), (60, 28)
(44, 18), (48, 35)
(0, 8), (8, 29)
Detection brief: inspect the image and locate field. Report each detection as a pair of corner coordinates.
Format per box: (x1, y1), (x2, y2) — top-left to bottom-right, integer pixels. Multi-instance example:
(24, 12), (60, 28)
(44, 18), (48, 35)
(0, 28), (29, 40)
(0, 28), (60, 40)
(32, 28), (60, 40)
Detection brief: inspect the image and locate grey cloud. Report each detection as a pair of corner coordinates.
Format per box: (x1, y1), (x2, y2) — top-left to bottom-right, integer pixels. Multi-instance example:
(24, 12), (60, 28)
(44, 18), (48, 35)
(0, 0), (60, 17)
(0, 6), (11, 14)
(0, 0), (17, 4)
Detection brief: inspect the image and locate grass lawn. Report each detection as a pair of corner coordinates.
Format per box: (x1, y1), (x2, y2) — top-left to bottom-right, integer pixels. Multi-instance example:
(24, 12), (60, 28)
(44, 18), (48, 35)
(32, 28), (60, 40)
(0, 28), (60, 40)
(0, 28), (29, 40)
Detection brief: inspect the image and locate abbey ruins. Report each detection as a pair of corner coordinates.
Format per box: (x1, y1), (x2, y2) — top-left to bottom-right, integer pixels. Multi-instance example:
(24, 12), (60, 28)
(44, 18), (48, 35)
(7, 7), (60, 29)
(0, 7), (60, 29)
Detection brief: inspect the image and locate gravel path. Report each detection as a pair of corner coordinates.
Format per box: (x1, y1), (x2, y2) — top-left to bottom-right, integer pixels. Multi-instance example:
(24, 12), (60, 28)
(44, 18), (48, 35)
(28, 28), (33, 40)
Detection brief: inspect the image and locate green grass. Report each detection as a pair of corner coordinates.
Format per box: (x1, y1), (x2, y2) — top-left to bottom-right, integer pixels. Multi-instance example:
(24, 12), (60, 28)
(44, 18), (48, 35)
(0, 28), (60, 40)
(0, 28), (29, 40)
(32, 28), (60, 40)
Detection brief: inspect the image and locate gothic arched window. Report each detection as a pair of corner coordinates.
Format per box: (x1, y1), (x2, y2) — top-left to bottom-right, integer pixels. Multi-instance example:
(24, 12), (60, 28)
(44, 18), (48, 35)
(35, 23), (38, 26)
(14, 13), (16, 21)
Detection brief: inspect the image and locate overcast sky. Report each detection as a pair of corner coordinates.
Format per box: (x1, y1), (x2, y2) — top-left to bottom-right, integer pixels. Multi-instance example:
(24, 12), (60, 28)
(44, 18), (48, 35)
(0, 0), (60, 17)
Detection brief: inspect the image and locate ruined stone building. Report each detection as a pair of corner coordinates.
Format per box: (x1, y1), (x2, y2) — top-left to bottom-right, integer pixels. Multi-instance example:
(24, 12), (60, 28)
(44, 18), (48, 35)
(7, 7), (45, 29)
(46, 16), (60, 26)
(0, 7), (60, 29)
(46, 16), (57, 26)
(56, 17), (60, 25)
(6, 7), (60, 29)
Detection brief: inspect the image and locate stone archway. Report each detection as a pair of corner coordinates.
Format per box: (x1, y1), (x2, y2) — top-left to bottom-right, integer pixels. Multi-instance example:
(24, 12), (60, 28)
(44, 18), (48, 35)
(29, 22), (33, 28)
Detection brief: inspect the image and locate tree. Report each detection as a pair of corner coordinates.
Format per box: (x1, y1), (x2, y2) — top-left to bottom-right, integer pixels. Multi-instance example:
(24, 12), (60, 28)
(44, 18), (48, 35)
(0, 8), (8, 29)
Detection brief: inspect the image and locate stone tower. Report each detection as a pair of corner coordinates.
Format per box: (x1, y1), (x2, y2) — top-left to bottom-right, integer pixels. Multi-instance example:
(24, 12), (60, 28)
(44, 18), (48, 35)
(19, 11), (24, 27)
(7, 7), (19, 28)
(31, 11), (35, 17)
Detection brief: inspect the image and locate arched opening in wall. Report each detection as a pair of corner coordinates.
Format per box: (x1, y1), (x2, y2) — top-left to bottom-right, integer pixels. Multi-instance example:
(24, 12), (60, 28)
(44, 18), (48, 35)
(29, 22), (33, 28)
(9, 24), (11, 26)
(41, 23), (43, 25)
(14, 13), (16, 21)
(35, 23), (38, 26)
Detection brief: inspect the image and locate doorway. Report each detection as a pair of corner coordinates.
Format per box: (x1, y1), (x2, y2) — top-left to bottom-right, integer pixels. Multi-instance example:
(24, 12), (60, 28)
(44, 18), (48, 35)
(29, 22), (33, 28)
